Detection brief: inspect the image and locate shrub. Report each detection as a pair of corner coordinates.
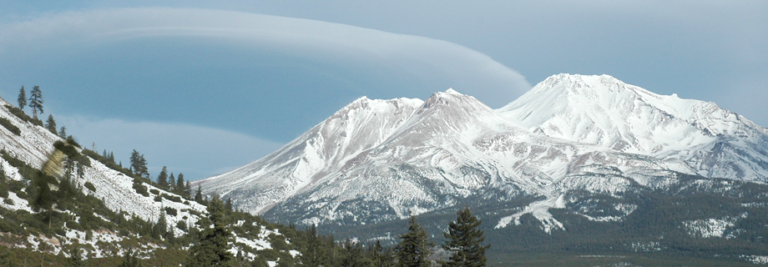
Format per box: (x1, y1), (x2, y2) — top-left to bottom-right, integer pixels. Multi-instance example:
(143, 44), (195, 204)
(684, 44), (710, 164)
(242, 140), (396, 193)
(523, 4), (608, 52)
(133, 181), (149, 197)
(15, 191), (27, 199)
(0, 117), (20, 136)
(84, 182), (96, 192)
(4, 105), (42, 126)
(165, 207), (177, 216)
(150, 189), (159, 195)
(0, 182), (8, 198)
(176, 221), (187, 231)
(3, 198), (12, 205)
(162, 194), (182, 203)
(154, 195), (162, 202)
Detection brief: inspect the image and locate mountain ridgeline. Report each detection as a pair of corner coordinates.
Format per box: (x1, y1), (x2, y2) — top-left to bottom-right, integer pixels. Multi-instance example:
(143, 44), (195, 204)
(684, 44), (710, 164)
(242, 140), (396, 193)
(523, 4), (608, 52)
(196, 74), (768, 263)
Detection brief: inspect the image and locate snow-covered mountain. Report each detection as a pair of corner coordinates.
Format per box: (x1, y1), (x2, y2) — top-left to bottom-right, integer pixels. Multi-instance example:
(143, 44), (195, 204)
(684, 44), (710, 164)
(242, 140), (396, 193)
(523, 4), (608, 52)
(196, 74), (768, 233)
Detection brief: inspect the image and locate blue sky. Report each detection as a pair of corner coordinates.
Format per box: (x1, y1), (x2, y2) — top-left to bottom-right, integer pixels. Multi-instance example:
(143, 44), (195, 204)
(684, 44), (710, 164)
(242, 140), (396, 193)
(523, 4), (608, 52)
(0, 1), (766, 180)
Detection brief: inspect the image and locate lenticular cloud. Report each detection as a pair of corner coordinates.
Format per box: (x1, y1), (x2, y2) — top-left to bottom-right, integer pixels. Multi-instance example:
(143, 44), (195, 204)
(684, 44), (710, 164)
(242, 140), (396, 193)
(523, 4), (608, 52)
(0, 7), (530, 107)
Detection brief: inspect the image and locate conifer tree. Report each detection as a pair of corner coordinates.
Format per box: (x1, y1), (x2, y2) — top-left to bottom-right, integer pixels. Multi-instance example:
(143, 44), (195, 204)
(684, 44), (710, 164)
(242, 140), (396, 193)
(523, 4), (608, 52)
(119, 248), (143, 267)
(395, 215), (432, 267)
(186, 196), (234, 266)
(369, 240), (394, 267)
(185, 180), (192, 197)
(67, 246), (85, 267)
(130, 150), (148, 178)
(176, 173), (185, 194)
(441, 208), (489, 267)
(157, 166), (169, 188)
(195, 185), (204, 203)
(45, 114), (57, 135)
(17, 85), (26, 110)
(299, 224), (328, 267)
(29, 85), (43, 119)
(59, 126), (67, 139)
(153, 211), (168, 239)
(168, 172), (176, 192)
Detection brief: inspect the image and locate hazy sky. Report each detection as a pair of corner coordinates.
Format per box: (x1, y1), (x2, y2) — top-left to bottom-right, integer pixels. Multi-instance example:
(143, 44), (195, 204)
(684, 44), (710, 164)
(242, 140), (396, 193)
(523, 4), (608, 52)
(0, 1), (766, 180)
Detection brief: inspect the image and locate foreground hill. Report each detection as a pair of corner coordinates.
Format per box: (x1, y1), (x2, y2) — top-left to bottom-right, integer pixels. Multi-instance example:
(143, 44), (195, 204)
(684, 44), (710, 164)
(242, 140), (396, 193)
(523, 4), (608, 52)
(196, 74), (768, 263)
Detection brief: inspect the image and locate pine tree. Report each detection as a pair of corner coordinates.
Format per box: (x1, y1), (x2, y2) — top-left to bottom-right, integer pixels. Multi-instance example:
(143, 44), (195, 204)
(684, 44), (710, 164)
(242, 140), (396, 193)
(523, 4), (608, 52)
(153, 211), (168, 239)
(59, 126), (67, 139)
(45, 114), (57, 135)
(299, 224), (328, 267)
(225, 198), (233, 212)
(119, 248), (143, 267)
(27, 170), (59, 227)
(195, 185), (204, 203)
(185, 180), (192, 197)
(130, 150), (148, 178)
(168, 172), (176, 192)
(157, 166), (169, 188)
(29, 85), (43, 119)
(341, 238), (366, 267)
(395, 215), (432, 267)
(369, 240), (394, 267)
(17, 85), (26, 110)
(440, 208), (489, 267)
(67, 246), (85, 267)
(186, 196), (235, 266)
(176, 173), (185, 194)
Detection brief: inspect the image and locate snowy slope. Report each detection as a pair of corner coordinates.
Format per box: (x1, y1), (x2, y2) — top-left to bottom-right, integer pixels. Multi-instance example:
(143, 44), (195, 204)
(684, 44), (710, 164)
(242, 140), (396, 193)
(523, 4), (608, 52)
(198, 74), (768, 232)
(0, 96), (281, 260)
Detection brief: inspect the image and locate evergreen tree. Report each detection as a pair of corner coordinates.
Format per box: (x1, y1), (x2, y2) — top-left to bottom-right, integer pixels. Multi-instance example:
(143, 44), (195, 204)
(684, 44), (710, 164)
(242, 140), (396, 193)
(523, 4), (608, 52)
(185, 180), (192, 197)
(157, 166), (169, 188)
(225, 198), (233, 212)
(299, 224), (327, 267)
(195, 185), (204, 203)
(130, 150), (148, 178)
(17, 85), (26, 110)
(369, 240), (394, 267)
(176, 173), (185, 194)
(186, 196), (235, 266)
(45, 114), (57, 135)
(440, 208), (489, 267)
(341, 238), (366, 267)
(27, 170), (59, 227)
(59, 126), (67, 139)
(67, 246), (85, 267)
(168, 172), (176, 192)
(395, 215), (432, 267)
(29, 85), (43, 119)
(119, 248), (143, 267)
(152, 211), (168, 239)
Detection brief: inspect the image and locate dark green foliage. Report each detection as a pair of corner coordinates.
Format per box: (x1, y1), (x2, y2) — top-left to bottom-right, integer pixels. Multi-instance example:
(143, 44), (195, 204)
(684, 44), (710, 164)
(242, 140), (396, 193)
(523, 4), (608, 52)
(299, 224), (328, 267)
(176, 173), (185, 195)
(395, 215), (432, 267)
(168, 172), (176, 191)
(152, 211), (168, 239)
(66, 246), (85, 267)
(28, 85), (43, 119)
(17, 85), (26, 110)
(341, 238), (367, 267)
(4, 105), (42, 126)
(59, 126), (67, 138)
(0, 165), (8, 199)
(441, 208), (489, 267)
(165, 207), (178, 216)
(177, 220), (188, 231)
(157, 166), (168, 188)
(45, 114), (57, 135)
(53, 140), (81, 160)
(195, 185), (204, 203)
(119, 248), (143, 267)
(185, 180), (192, 198)
(66, 135), (80, 148)
(0, 117), (20, 135)
(84, 181), (96, 192)
(150, 189), (159, 195)
(130, 150), (148, 178)
(133, 180), (149, 197)
(186, 196), (235, 266)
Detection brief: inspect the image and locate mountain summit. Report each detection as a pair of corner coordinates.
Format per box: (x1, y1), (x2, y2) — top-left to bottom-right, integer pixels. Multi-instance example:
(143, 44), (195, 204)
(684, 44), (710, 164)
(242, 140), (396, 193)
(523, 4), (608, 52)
(195, 74), (768, 234)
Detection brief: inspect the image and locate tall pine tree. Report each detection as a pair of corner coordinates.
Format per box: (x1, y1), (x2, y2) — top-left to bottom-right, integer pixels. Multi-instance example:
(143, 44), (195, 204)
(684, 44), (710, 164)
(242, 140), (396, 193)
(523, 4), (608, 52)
(130, 150), (148, 178)
(29, 85), (43, 119)
(440, 208), (489, 267)
(176, 173), (185, 195)
(157, 166), (169, 188)
(45, 114), (57, 135)
(186, 196), (234, 266)
(395, 215), (432, 267)
(17, 85), (26, 110)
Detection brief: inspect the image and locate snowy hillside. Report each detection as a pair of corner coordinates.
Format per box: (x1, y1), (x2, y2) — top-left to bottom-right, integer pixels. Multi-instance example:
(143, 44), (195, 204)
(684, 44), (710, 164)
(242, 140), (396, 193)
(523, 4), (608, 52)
(196, 74), (768, 235)
(0, 96), (285, 263)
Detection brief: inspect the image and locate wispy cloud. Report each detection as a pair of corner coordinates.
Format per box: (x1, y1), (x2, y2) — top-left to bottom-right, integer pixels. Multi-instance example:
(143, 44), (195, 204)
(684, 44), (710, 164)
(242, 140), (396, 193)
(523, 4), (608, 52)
(57, 115), (283, 180)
